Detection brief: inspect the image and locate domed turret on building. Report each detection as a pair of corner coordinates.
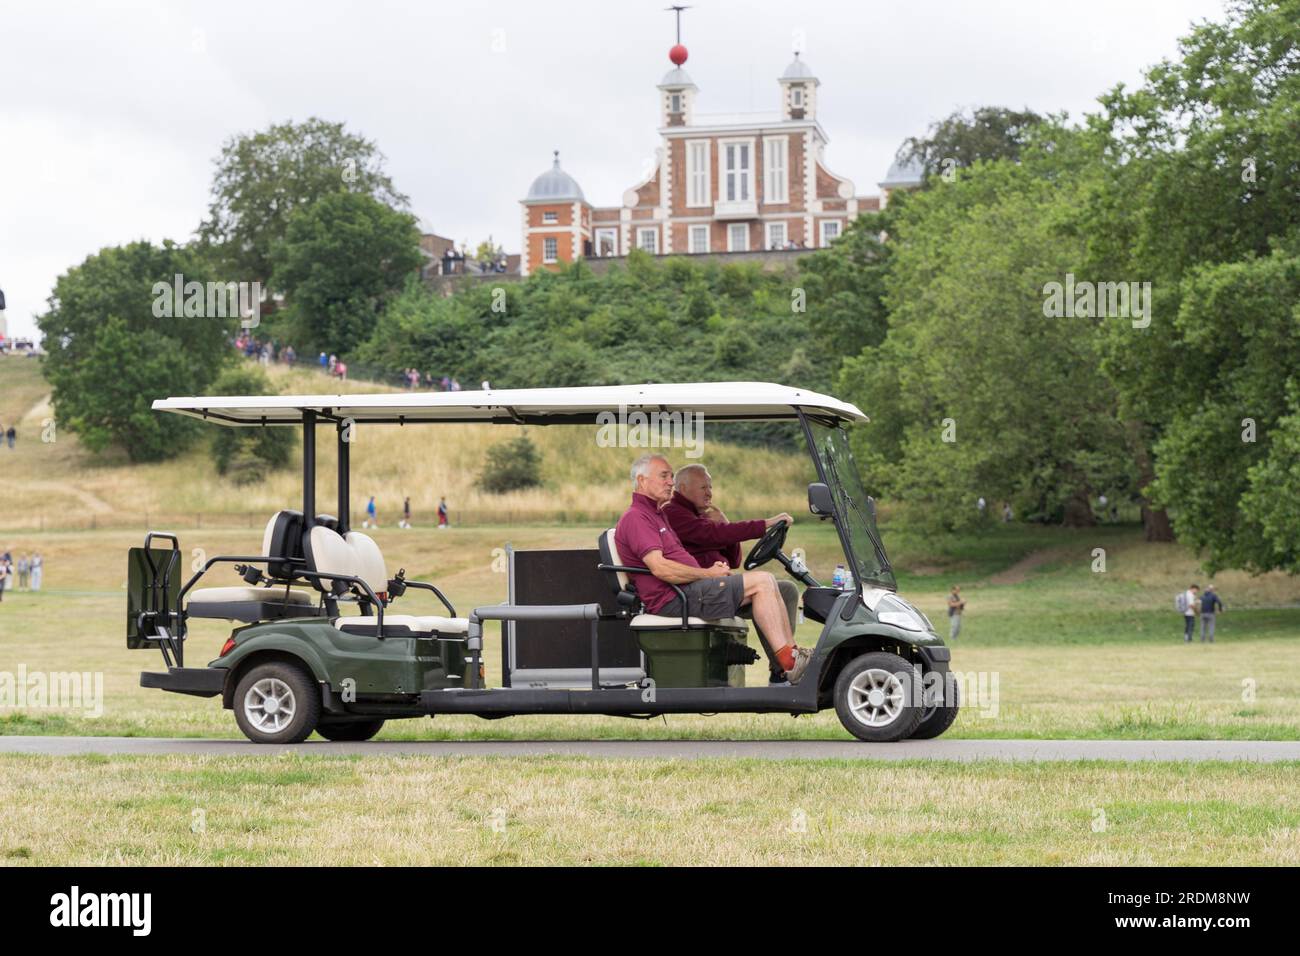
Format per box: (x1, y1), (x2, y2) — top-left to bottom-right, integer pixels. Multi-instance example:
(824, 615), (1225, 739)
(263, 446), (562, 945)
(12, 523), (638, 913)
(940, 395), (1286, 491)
(878, 151), (925, 205)
(520, 151), (593, 277)
(779, 52), (819, 121)
(781, 53), (817, 81)
(525, 151), (586, 203)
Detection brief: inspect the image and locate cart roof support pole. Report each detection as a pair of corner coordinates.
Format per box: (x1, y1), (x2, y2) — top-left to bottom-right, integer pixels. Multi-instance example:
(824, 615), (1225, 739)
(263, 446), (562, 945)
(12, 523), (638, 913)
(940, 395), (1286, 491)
(303, 409), (316, 526)
(337, 420), (350, 534)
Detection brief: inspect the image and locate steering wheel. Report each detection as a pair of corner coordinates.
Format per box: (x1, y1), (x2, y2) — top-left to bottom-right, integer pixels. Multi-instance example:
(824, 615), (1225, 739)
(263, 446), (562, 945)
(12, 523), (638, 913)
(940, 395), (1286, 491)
(743, 520), (789, 570)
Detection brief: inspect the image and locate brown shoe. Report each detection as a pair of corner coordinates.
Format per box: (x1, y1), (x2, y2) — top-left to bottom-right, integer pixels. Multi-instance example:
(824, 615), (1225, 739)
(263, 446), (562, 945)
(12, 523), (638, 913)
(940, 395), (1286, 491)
(784, 646), (813, 684)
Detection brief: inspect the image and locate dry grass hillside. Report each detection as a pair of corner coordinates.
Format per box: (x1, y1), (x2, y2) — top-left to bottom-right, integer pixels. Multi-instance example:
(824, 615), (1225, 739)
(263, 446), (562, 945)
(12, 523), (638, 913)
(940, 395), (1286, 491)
(0, 356), (811, 530)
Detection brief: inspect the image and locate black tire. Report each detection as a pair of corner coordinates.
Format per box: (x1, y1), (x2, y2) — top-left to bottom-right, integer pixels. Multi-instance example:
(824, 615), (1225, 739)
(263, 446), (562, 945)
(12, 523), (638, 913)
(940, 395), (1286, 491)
(232, 661), (321, 744)
(910, 673), (960, 740)
(833, 651), (925, 742)
(315, 718), (386, 742)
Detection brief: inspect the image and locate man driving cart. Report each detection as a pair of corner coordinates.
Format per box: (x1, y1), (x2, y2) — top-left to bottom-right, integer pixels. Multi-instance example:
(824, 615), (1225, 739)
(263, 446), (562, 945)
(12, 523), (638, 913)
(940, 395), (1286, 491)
(663, 462), (800, 684)
(614, 454), (812, 684)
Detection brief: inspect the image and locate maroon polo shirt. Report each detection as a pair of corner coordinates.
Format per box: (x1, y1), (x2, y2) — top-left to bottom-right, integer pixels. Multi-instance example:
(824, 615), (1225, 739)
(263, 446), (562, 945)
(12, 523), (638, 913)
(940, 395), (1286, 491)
(662, 491), (767, 569)
(614, 492), (700, 614)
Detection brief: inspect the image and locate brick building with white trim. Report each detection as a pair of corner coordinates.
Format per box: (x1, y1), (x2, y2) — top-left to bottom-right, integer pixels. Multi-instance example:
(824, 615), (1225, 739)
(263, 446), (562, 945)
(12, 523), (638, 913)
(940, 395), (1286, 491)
(520, 41), (918, 277)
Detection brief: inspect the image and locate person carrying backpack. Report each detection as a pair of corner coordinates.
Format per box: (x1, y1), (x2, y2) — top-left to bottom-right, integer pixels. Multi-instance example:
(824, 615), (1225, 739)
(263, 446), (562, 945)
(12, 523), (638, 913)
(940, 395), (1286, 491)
(1176, 584), (1200, 642)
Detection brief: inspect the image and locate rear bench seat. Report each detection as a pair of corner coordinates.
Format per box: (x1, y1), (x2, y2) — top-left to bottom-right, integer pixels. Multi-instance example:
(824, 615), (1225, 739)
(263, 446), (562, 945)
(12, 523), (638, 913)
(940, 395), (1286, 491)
(186, 586), (318, 622)
(301, 524), (469, 638)
(186, 511), (323, 623)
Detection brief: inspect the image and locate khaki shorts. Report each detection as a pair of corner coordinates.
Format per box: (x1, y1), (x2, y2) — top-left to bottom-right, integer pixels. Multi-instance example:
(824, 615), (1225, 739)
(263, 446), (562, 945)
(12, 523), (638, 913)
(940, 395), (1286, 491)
(657, 574), (746, 620)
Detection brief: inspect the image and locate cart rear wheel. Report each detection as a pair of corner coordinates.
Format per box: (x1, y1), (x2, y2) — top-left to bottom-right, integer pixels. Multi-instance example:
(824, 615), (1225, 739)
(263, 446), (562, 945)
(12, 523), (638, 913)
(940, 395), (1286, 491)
(833, 651), (924, 742)
(233, 661), (320, 744)
(316, 718), (386, 742)
(910, 673), (960, 739)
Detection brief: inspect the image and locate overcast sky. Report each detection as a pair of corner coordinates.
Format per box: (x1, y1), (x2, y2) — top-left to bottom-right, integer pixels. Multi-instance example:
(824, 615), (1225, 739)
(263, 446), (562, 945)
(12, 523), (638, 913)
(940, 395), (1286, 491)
(1, 0), (1228, 343)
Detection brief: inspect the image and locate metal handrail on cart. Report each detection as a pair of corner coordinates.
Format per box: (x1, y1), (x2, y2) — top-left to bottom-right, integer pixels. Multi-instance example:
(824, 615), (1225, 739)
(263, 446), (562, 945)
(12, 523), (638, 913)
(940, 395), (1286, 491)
(468, 604), (603, 690)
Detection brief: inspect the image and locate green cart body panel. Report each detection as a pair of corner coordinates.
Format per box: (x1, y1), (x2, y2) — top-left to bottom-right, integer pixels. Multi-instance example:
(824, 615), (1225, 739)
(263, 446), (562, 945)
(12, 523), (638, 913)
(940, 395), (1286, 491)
(636, 628), (752, 688)
(215, 619), (471, 695)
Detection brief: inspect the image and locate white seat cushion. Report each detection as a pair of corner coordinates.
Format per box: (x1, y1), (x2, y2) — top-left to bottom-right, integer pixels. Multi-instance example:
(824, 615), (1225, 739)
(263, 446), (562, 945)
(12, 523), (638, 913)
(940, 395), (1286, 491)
(306, 526), (357, 591)
(190, 587), (315, 605)
(603, 529), (630, 591)
(631, 614), (747, 630)
(344, 531), (388, 597)
(334, 614), (469, 635)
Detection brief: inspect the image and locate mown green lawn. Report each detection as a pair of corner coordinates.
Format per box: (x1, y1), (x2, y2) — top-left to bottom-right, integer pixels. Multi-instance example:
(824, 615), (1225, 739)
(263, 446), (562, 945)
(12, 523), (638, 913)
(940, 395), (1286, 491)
(1, 753), (1297, 865)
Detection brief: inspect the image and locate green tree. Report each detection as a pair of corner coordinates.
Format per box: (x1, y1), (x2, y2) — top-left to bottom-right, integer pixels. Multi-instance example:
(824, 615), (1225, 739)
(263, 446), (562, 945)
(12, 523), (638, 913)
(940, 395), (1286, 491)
(480, 435), (543, 493)
(37, 241), (231, 461)
(270, 191), (422, 355)
(797, 208), (896, 377)
(837, 144), (1134, 531)
(1146, 247), (1300, 572)
(209, 364), (298, 484)
(198, 117), (408, 287)
(1081, 0), (1300, 551)
(474, 238), (505, 268)
(900, 106), (1043, 183)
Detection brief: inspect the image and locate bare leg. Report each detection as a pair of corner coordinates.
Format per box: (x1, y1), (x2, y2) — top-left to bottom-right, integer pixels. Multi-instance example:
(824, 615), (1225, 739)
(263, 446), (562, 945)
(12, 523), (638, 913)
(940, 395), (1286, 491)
(740, 572), (794, 653)
(778, 579), (799, 630)
(749, 580), (800, 679)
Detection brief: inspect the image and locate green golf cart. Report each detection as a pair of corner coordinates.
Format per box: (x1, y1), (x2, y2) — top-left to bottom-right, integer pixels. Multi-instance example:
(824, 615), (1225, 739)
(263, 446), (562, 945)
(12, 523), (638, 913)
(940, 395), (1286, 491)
(128, 383), (958, 743)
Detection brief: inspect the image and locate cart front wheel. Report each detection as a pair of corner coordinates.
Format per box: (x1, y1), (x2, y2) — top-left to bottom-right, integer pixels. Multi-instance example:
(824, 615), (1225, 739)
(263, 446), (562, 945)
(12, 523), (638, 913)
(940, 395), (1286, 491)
(910, 673), (960, 739)
(233, 661), (321, 744)
(833, 651), (924, 742)
(316, 718), (386, 742)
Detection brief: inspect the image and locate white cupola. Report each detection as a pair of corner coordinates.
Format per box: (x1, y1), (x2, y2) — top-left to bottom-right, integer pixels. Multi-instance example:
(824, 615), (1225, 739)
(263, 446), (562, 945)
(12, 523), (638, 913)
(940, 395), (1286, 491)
(779, 52), (819, 121)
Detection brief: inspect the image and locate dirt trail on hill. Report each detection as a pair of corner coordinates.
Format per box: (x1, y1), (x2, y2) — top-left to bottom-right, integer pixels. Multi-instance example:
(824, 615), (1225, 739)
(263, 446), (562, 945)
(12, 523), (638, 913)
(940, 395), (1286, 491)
(20, 393), (53, 426)
(986, 548), (1068, 586)
(14, 391), (115, 515)
(24, 481), (114, 514)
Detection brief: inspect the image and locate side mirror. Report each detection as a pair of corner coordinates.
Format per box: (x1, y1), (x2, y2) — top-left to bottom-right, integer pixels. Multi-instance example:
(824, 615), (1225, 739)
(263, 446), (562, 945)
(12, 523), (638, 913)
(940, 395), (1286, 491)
(808, 482), (835, 518)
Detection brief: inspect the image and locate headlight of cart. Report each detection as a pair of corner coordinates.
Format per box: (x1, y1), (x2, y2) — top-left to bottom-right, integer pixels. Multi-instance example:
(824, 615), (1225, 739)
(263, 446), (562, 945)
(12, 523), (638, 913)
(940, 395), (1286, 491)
(877, 610), (924, 631)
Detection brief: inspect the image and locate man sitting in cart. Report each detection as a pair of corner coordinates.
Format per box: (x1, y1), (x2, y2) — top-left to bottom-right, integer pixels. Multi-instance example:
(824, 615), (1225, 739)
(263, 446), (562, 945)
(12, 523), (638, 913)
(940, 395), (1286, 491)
(663, 462), (799, 684)
(615, 454), (812, 683)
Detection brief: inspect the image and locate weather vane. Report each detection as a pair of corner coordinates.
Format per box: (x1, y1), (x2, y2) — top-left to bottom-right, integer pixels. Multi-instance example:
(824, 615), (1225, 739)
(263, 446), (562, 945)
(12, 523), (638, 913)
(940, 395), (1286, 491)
(665, 5), (690, 64)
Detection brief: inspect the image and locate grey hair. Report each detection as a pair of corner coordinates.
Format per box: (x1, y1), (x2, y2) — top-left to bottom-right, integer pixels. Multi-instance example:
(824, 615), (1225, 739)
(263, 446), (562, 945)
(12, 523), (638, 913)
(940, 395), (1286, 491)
(630, 453), (669, 490)
(674, 462), (709, 490)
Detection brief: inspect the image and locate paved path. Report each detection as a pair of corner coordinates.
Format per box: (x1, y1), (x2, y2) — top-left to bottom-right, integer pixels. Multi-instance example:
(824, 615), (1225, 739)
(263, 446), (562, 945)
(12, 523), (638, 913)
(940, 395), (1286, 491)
(1, 736), (1298, 761)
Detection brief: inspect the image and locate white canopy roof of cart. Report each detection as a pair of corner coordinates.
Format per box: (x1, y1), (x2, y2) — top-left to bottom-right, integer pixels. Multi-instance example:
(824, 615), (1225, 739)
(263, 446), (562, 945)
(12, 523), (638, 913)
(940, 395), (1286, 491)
(153, 382), (867, 426)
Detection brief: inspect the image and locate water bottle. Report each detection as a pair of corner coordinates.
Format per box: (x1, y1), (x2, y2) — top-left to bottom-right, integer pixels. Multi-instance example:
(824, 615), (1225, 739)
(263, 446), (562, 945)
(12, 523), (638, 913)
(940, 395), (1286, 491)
(832, 564), (846, 589)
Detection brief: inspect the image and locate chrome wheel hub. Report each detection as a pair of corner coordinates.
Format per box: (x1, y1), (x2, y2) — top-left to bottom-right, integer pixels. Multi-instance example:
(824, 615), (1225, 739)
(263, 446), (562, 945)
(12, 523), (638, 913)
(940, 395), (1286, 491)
(244, 677), (296, 733)
(847, 668), (906, 728)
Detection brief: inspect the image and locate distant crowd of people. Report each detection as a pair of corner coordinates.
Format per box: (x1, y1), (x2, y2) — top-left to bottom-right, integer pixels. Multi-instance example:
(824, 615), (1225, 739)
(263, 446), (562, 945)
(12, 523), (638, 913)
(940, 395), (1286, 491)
(400, 369), (493, 392)
(316, 351), (348, 380)
(0, 337), (40, 356)
(228, 333), (497, 393)
(0, 550), (43, 599)
(402, 369), (461, 391)
(361, 495), (451, 530)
